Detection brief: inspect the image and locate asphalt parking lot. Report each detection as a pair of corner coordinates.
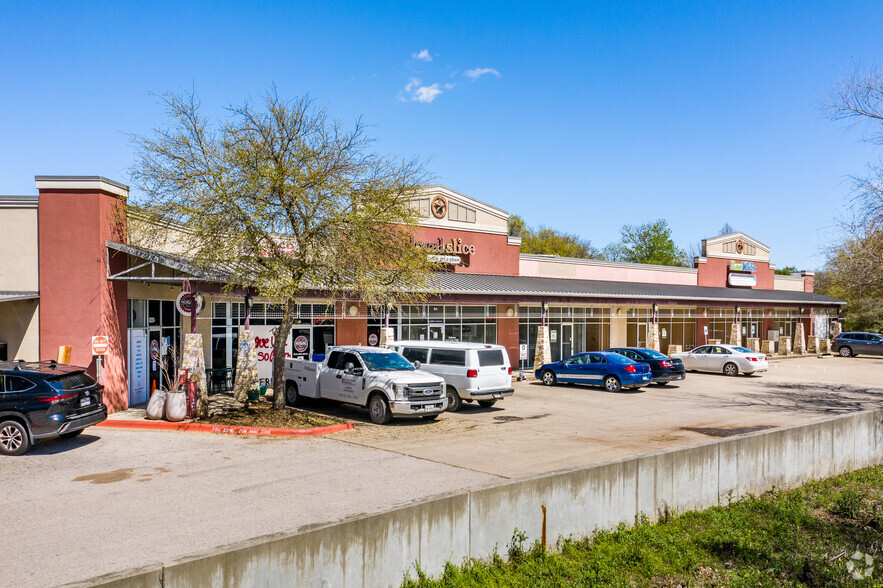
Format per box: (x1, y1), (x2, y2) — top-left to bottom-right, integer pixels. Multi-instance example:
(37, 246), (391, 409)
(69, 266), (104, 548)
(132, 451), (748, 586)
(3, 355), (883, 587)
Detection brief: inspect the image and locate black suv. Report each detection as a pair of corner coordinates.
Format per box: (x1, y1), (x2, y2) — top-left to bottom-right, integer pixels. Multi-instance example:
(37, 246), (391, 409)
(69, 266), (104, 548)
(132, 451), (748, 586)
(832, 332), (883, 358)
(0, 361), (107, 455)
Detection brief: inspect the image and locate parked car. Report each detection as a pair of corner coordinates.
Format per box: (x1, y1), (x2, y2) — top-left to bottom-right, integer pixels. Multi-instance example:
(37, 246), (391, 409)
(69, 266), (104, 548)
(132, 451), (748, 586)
(832, 332), (883, 357)
(605, 347), (686, 385)
(390, 341), (514, 411)
(670, 344), (768, 376)
(0, 361), (107, 456)
(535, 351), (652, 392)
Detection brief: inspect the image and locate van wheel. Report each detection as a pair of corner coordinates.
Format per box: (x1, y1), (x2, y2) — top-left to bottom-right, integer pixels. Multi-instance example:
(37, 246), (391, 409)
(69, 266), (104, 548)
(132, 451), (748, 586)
(723, 362), (739, 377)
(285, 382), (300, 407)
(603, 376), (621, 393)
(839, 346), (853, 357)
(446, 388), (462, 412)
(477, 400), (497, 408)
(368, 394), (392, 425)
(541, 370), (557, 386)
(0, 420), (30, 456)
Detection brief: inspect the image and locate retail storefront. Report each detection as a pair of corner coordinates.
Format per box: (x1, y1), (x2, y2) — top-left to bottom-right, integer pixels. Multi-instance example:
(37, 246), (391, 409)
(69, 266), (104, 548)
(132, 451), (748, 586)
(0, 177), (844, 412)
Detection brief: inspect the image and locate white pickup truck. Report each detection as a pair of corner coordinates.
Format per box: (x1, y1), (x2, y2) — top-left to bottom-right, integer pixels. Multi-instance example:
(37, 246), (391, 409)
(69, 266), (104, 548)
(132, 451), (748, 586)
(283, 346), (447, 424)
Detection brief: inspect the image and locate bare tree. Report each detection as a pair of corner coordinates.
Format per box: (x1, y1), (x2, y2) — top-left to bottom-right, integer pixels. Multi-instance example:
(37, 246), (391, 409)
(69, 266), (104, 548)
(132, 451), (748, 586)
(131, 89), (437, 408)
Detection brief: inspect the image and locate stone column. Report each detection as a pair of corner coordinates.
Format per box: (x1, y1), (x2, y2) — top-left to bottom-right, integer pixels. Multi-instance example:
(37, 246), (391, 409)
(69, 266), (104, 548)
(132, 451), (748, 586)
(729, 323), (742, 347)
(533, 326), (552, 373)
(378, 327), (395, 348)
(646, 322), (660, 352)
(793, 323), (807, 355)
(779, 336), (792, 356)
(831, 321), (843, 337)
(233, 330), (258, 403)
(180, 333), (208, 418)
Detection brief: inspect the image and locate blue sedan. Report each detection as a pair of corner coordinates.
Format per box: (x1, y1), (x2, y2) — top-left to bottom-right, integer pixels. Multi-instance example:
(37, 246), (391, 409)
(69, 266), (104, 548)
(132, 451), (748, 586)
(535, 351), (653, 392)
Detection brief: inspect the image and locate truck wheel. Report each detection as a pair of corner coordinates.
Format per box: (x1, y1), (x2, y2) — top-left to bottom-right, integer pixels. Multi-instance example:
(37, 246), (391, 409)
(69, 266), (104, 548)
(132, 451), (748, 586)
(541, 370), (557, 386)
(477, 400), (496, 408)
(285, 382), (300, 407)
(0, 420), (30, 456)
(446, 388), (462, 412)
(368, 395), (392, 425)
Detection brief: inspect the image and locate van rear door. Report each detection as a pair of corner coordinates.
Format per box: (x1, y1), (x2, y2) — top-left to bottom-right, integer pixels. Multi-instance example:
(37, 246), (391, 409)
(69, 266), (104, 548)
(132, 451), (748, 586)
(476, 348), (510, 391)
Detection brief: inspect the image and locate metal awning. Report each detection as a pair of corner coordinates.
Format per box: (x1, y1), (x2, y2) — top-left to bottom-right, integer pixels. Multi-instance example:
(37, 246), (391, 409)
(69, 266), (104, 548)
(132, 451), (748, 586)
(0, 291), (39, 303)
(106, 241), (231, 283)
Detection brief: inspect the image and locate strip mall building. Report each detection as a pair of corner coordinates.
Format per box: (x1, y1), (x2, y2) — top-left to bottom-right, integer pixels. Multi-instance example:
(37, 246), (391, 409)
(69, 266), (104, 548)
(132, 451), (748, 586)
(0, 176), (843, 412)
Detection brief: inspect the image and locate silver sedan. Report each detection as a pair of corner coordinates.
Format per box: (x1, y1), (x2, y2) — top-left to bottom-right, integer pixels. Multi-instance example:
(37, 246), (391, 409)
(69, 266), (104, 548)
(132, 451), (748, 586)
(671, 344), (769, 376)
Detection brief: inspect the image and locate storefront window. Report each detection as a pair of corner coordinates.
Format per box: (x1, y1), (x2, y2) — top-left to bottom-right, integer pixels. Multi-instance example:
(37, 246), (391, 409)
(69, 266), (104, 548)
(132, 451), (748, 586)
(519, 305), (610, 367)
(396, 304), (497, 343)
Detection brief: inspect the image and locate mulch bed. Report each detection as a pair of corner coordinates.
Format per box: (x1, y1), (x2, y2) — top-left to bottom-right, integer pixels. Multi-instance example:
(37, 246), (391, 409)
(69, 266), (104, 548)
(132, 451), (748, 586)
(197, 400), (347, 429)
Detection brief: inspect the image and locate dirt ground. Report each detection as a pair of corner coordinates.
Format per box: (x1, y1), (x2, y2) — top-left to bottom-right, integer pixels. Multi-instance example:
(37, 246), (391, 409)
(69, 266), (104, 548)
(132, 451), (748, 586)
(307, 355), (883, 478)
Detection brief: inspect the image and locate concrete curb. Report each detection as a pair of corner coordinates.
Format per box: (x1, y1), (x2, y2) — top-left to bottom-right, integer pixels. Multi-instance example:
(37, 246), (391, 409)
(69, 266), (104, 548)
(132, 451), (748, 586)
(95, 419), (355, 437)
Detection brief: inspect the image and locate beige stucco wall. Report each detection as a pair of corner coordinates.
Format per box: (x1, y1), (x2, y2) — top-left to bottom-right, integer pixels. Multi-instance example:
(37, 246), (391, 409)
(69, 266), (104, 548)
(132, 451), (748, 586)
(609, 306), (628, 347)
(0, 206), (39, 292)
(0, 299), (39, 360)
(773, 275), (805, 292)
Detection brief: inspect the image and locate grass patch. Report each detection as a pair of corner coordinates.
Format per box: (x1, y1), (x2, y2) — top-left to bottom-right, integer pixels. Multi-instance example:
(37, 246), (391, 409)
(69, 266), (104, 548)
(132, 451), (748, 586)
(403, 466), (883, 587)
(196, 400), (347, 429)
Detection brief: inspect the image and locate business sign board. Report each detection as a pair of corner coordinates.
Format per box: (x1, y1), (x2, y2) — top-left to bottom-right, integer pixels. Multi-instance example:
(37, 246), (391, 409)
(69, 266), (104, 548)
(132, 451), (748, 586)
(252, 325), (293, 383)
(91, 335), (109, 356)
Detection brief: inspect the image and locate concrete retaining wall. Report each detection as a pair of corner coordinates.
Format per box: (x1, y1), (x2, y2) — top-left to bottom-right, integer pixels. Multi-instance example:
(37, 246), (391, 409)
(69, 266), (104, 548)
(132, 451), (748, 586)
(76, 408), (883, 587)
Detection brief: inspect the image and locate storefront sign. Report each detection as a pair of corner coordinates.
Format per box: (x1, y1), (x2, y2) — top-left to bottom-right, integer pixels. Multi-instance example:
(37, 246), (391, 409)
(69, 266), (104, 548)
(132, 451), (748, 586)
(519, 344), (528, 360)
(128, 330), (149, 405)
(368, 333), (379, 346)
(431, 195), (448, 219)
(412, 237), (476, 256)
(248, 239), (297, 258)
(293, 335), (309, 353)
(91, 335), (109, 356)
(728, 273), (757, 287)
(729, 260), (757, 272)
(428, 254), (462, 264)
(175, 291), (206, 316)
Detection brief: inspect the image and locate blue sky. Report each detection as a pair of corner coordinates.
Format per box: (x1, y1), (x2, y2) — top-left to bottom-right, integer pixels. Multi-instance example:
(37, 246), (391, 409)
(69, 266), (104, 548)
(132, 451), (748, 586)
(2, 1), (882, 270)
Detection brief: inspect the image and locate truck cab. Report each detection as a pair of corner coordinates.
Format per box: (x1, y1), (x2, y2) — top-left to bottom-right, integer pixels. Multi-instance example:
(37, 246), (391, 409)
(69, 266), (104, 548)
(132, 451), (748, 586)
(284, 346), (447, 424)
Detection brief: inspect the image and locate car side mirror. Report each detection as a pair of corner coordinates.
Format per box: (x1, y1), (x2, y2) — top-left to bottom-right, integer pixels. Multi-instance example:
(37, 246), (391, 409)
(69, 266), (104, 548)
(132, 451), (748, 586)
(413, 361), (421, 370)
(344, 362), (355, 375)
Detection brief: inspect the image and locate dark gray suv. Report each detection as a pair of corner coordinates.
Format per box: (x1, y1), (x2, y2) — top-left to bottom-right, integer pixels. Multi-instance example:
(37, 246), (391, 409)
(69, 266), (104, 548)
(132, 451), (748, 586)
(832, 332), (883, 357)
(0, 361), (107, 455)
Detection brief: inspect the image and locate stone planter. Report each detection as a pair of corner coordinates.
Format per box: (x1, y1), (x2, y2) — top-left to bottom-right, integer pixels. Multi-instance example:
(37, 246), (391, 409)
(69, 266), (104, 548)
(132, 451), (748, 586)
(746, 338), (760, 352)
(667, 345), (683, 355)
(779, 336), (792, 356)
(807, 336), (819, 354)
(761, 340), (776, 355)
(709, 339), (721, 345)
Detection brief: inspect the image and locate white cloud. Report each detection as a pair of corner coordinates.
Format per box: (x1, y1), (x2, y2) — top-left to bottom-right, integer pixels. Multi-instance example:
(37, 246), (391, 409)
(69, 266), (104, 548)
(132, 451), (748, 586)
(465, 67), (501, 81)
(413, 49), (432, 62)
(401, 78), (443, 103)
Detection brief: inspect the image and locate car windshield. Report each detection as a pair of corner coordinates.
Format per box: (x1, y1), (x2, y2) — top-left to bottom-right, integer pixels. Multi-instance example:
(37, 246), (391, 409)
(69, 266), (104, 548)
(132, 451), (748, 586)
(606, 353), (634, 364)
(359, 352), (415, 371)
(731, 346), (754, 354)
(638, 349), (668, 360)
(47, 372), (96, 391)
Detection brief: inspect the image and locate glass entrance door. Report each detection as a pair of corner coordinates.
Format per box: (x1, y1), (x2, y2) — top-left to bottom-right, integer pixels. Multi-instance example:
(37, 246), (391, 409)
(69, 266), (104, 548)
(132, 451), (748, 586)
(560, 324), (573, 360)
(429, 324), (444, 341)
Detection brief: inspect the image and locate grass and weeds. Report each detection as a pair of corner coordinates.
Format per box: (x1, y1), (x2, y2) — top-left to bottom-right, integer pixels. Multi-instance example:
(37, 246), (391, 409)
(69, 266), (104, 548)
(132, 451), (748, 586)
(404, 466), (883, 587)
(196, 399), (346, 429)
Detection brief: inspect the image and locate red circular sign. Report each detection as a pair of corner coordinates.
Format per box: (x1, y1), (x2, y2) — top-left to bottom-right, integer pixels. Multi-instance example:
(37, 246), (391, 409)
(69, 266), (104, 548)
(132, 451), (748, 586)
(150, 339), (160, 360)
(368, 333), (379, 346)
(294, 335), (309, 353)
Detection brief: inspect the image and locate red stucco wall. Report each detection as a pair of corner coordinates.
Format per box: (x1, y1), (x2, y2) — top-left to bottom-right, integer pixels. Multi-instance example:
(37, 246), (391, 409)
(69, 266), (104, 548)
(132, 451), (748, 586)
(412, 227), (519, 276)
(38, 189), (128, 412)
(496, 313), (519, 368)
(697, 257), (774, 289)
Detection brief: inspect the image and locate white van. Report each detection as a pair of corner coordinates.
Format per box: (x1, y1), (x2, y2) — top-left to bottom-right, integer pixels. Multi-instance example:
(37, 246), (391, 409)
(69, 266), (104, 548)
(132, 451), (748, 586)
(390, 341), (514, 411)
